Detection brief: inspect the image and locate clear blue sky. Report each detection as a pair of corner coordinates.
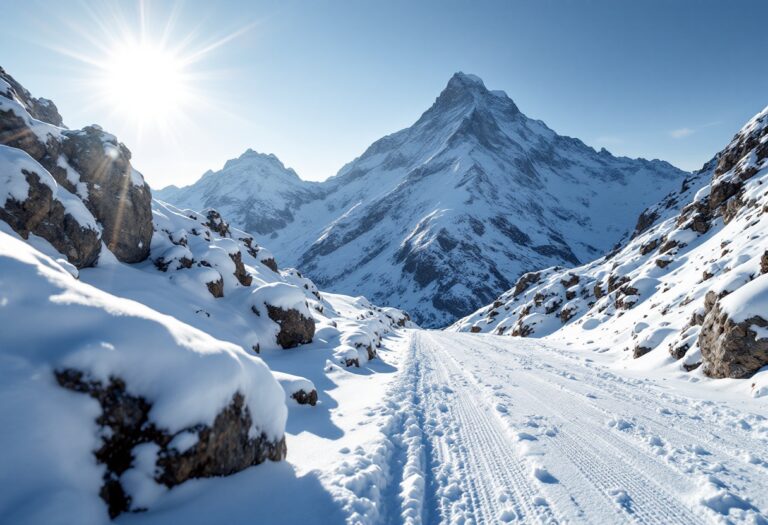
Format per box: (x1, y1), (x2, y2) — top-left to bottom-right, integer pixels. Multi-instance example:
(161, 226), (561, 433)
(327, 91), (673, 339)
(2, 0), (767, 187)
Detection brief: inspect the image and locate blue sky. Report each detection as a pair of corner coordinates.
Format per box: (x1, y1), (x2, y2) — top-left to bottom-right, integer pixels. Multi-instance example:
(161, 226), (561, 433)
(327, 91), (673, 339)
(2, 0), (767, 187)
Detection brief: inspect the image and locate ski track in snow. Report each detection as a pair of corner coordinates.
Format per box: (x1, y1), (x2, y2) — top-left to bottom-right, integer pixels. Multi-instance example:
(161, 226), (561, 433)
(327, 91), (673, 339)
(335, 330), (768, 525)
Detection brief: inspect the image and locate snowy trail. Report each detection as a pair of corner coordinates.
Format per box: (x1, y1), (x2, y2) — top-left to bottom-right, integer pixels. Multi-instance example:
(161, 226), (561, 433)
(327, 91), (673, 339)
(354, 331), (768, 525)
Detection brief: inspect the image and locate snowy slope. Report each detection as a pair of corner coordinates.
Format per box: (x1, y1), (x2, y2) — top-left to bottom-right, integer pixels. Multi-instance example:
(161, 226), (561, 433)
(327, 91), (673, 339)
(453, 104), (768, 392)
(0, 67), (412, 522)
(159, 73), (687, 327)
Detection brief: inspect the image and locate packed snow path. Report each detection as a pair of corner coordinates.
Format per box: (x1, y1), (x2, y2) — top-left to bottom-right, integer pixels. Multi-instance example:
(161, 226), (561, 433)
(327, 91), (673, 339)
(357, 331), (768, 525)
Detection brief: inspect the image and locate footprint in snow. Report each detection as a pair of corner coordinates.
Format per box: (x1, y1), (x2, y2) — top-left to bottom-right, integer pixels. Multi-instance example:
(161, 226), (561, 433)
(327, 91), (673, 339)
(532, 466), (559, 484)
(496, 403), (508, 413)
(609, 488), (633, 513)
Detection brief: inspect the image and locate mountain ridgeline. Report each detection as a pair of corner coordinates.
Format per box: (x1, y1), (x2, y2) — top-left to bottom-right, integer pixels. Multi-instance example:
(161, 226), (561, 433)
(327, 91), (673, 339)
(158, 73), (687, 326)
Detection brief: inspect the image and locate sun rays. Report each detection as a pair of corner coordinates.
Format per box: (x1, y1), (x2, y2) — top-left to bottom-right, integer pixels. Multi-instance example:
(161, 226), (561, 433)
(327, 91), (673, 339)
(47, 0), (254, 142)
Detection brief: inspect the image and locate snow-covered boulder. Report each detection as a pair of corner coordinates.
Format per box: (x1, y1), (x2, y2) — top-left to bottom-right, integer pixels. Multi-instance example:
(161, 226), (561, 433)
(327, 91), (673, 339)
(250, 282), (315, 349)
(0, 68), (152, 266)
(0, 145), (101, 267)
(61, 125), (153, 262)
(700, 276), (768, 378)
(0, 231), (287, 519)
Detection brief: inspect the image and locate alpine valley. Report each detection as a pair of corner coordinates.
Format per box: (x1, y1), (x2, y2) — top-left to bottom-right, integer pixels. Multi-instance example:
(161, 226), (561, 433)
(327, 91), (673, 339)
(158, 73), (687, 327)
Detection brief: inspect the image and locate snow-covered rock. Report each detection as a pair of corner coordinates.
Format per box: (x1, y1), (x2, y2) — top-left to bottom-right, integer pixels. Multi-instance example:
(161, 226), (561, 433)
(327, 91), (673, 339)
(0, 229), (287, 519)
(0, 67), (153, 266)
(157, 72), (687, 327)
(453, 104), (768, 387)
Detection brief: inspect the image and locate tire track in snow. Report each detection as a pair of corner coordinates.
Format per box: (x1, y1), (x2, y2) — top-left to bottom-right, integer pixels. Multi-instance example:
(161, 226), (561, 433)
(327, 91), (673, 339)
(435, 333), (767, 524)
(414, 332), (559, 524)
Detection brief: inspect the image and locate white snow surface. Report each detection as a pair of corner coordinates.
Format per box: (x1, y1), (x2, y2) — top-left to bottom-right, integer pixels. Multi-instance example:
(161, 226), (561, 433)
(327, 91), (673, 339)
(118, 331), (767, 525)
(0, 229), (286, 523)
(157, 72), (687, 327)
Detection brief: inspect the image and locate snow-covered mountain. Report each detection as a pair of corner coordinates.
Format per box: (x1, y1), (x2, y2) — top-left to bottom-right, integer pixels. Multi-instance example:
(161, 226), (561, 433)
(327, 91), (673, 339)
(158, 149), (323, 235)
(453, 104), (768, 392)
(158, 72), (687, 327)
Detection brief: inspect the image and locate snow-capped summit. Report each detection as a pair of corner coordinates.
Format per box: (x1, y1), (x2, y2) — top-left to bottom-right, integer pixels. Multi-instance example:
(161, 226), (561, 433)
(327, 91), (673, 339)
(157, 149), (322, 235)
(160, 73), (688, 326)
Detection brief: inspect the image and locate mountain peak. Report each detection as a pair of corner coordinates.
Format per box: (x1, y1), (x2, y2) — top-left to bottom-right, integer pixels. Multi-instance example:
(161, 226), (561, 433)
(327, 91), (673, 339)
(446, 72), (486, 89)
(427, 72), (519, 119)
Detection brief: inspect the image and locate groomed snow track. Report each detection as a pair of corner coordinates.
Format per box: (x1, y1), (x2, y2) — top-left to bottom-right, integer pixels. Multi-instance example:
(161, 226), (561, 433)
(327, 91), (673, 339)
(340, 331), (768, 525)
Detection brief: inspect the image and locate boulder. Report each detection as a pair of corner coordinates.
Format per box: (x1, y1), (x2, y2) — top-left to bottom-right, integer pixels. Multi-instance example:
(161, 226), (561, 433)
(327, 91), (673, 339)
(62, 126), (153, 263)
(0, 157), (101, 268)
(700, 301), (768, 379)
(513, 271), (541, 297)
(55, 369), (286, 518)
(266, 305), (315, 349)
(291, 389), (318, 406)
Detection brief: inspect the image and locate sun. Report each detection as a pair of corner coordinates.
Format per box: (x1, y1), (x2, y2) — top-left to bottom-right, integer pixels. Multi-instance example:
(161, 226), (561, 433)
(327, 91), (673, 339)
(51, 1), (253, 137)
(102, 40), (188, 121)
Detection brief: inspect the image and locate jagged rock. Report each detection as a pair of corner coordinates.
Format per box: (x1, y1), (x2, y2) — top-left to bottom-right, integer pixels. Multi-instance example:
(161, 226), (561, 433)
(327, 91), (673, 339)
(206, 276), (224, 298)
(204, 209), (231, 237)
(560, 307), (576, 323)
(761, 250), (768, 274)
(658, 239), (678, 254)
(513, 272), (541, 297)
(266, 305), (315, 349)
(700, 301), (768, 379)
(229, 251), (253, 286)
(0, 164), (101, 268)
(0, 67), (63, 126)
(291, 389), (318, 406)
(656, 258), (672, 269)
(561, 274), (579, 288)
(633, 209), (660, 237)
(470, 325), (482, 333)
(639, 238), (659, 255)
(261, 256), (279, 272)
(633, 345), (652, 359)
(62, 126), (153, 263)
(55, 369), (286, 518)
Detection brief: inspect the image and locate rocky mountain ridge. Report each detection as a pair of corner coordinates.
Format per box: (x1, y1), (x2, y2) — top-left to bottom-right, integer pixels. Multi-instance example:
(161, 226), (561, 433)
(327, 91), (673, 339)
(453, 103), (768, 392)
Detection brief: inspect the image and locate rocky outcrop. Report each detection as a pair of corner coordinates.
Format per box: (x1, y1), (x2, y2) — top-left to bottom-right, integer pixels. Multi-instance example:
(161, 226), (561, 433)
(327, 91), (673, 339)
(55, 369), (286, 518)
(291, 389), (318, 406)
(1, 68), (153, 266)
(62, 127), (153, 262)
(0, 168), (101, 267)
(266, 305), (315, 348)
(0, 66), (63, 126)
(206, 275), (224, 298)
(700, 301), (768, 379)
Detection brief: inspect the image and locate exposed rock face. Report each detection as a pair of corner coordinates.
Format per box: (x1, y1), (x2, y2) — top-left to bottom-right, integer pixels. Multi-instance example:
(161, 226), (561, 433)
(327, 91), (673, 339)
(700, 302), (768, 379)
(0, 66), (63, 126)
(0, 168), (101, 267)
(62, 127), (153, 262)
(230, 251), (253, 286)
(1, 68), (153, 266)
(206, 275), (224, 298)
(761, 250), (768, 274)
(55, 369), (286, 518)
(266, 305), (315, 349)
